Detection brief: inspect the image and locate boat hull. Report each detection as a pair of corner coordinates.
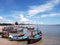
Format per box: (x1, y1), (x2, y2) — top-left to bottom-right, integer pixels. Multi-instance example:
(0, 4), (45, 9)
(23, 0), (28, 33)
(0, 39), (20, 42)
(9, 38), (27, 41)
(27, 38), (42, 44)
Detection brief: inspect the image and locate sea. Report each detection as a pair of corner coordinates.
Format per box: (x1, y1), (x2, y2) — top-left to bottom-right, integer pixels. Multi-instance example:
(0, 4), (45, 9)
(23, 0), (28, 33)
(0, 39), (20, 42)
(36, 25), (60, 45)
(27, 24), (60, 45)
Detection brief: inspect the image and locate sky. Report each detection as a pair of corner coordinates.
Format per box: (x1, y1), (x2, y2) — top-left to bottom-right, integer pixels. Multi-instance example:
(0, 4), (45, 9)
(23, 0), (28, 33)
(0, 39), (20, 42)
(0, 0), (60, 24)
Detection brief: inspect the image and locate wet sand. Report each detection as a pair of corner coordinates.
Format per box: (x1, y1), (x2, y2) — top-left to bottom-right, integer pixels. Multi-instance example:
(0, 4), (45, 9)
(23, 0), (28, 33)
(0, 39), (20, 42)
(0, 38), (27, 45)
(0, 25), (60, 45)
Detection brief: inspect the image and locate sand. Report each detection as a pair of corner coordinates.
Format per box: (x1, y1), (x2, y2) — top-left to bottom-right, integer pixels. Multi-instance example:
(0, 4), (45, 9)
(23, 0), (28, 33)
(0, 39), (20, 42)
(0, 26), (60, 45)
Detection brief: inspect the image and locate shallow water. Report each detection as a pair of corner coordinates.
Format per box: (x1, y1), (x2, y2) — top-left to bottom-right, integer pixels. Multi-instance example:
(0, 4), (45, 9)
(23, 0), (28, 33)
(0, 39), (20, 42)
(0, 25), (60, 45)
(35, 25), (60, 45)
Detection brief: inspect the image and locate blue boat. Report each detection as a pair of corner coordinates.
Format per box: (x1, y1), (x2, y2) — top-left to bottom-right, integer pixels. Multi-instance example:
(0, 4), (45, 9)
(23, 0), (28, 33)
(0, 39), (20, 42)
(9, 34), (28, 41)
(27, 27), (42, 44)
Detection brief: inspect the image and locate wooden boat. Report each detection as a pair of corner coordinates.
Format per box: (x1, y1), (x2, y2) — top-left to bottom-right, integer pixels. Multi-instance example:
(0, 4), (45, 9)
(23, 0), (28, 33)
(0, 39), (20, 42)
(1, 25), (42, 43)
(27, 27), (42, 44)
(1, 26), (17, 38)
(27, 33), (42, 44)
(9, 34), (28, 41)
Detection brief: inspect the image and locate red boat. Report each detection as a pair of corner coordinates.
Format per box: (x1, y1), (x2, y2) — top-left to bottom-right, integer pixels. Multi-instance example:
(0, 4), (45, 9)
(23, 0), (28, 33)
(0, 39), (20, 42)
(1, 26), (17, 38)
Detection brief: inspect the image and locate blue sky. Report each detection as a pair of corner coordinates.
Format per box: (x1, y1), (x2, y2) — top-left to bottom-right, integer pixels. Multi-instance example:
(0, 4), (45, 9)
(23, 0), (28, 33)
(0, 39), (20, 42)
(0, 0), (60, 24)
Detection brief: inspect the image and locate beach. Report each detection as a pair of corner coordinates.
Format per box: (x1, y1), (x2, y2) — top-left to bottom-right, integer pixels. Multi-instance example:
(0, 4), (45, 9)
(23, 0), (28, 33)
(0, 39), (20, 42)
(0, 25), (60, 45)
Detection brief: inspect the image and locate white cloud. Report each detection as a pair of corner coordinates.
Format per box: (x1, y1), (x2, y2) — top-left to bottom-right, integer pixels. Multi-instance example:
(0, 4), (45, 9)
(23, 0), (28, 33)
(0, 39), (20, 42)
(12, 12), (31, 24)
(20, 13), (29, 22)
(14, 13), (31, 24)
(0, 16), (3, 20)
(41, 13), (60, 18)
(12, 13), (21, 19)
(4, 19), (14, 23)
(0, 16), (14, 23)
(33, 21), (44, 24)
(39, 22), (44, 24)
(0, 19), (14, 23)
(28, 0), (60, 16)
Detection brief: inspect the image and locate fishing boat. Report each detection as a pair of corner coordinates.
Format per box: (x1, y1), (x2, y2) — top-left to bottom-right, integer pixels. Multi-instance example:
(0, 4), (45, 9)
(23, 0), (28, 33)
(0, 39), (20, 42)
(27, 27), (42, 44)
(0, 25), (42, 43)
(9, 25), (28, 41)
(1, 26), (17, 38)
(9, 33), (28, 41)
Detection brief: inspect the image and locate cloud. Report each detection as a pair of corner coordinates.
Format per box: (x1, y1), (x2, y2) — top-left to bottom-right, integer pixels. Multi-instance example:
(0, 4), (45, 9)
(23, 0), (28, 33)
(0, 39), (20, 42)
(0, 16), (3, 20)
(28, 0), (60, 16)
(29, 21), (44, 24)
(41, 13), (60, 18)
(0, 19), (14, 23)
(10, 11), (32, 24)
(3, 19), (14, 23)
(0, 16), (14, 23)
(39, 22), (44, 24)
(13, 13), (30, 23)
(20, 13), (29, 22)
